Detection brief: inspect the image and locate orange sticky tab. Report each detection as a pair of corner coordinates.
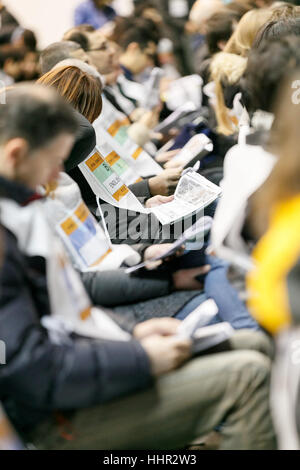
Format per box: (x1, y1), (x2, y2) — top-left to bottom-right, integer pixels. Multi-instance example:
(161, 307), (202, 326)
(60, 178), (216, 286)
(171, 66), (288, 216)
(61, 217), (78, 236)
(90, 248), (112, 267)
(105, 151), (120, 166)
(75, 203), (89, 223)
(107, 120), (122, 137)
(135, 177), (143, 184)
(132, 148), (143, 160)
(85, 152), (104, 171)
(121, 118), (130, 126)
(80, 308), (91, 321)
(113, 185), (129, 201)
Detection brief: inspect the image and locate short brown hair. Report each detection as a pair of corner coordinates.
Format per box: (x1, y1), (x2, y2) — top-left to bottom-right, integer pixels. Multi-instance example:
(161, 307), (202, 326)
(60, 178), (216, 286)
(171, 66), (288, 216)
(37, 65), (102, 123)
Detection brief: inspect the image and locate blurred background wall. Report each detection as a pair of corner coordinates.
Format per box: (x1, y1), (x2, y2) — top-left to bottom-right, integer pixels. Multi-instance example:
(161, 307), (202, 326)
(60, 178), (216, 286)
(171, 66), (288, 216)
(6, 0), (134, 49)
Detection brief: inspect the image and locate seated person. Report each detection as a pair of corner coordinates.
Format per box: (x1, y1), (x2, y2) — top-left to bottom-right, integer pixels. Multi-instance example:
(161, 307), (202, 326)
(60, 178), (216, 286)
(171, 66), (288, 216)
(37, 64), (259, 332)
(74, 0), (116, 30)
(0, 84), (275, 450)
(211, 36), (300, 260)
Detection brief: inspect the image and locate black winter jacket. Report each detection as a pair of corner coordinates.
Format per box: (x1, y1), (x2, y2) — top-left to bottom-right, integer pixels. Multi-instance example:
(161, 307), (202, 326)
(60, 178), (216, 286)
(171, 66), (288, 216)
(0, 176), (152, 436)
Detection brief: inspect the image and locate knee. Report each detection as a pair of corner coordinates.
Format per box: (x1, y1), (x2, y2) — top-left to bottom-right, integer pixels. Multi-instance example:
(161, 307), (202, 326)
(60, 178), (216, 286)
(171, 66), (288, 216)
(230, 329), (275, 359)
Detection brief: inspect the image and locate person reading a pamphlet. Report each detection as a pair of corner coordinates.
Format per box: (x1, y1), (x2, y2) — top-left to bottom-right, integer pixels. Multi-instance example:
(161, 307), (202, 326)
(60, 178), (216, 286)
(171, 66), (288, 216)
(0, 85), (276, 450)
(37, 62), (259, 331)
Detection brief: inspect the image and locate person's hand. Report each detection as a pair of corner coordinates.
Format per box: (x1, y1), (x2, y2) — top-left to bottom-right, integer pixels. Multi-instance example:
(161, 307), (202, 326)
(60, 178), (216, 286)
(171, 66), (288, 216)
(143, 243), (184, 270)
(139, 105), (161, 129)
(148, 168), (183, 196)
(173, 266), (211, 291)
(145, 195), (174, 209)
(155, 149), (180, 163)
(164, 158), (184, 169)
(130, 107), (146, 122)
(141, 335), (192, 376)
(133, 318), (181, 340)
(144, 243), (180, 271)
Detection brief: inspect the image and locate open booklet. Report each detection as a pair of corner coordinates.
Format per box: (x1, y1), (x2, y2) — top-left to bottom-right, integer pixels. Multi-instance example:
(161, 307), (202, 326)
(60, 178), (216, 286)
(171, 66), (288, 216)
(171, 133), (213, 168)
(125, 216), (213, 274)
(154, 101), (198, 134)
(94, 95), (163, 177)
(177, 299), (234, 355)
(151, 169), (222, 226)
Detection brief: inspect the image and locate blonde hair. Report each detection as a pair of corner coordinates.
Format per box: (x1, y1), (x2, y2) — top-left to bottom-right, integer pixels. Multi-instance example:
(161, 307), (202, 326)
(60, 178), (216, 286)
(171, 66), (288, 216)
(210, 52), (248, 135)
(225, 8), (273, 56)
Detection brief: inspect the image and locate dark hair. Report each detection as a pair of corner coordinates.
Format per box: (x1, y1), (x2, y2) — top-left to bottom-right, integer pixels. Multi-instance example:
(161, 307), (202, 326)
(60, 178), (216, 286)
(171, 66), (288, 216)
(0, 84), (78, 150)
(253, 18), (300, 49)
(134, 1), (157, 16)
(40, 41), (82, 74)
(22, 29), (37, 51)
(206, 11), (239, 55)
(116, 17), (161, 49)
(242, 35), (300, 112)
(63, 32), (90, 51)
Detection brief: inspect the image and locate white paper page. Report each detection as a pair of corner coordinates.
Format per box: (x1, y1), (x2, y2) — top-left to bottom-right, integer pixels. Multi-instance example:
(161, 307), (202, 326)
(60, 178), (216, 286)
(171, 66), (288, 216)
(79, 148), (148, 214)
(165, 75), (203, 111)
(97, 139), (142, 187)
(84, 244), (141, 273)
(177, 299), (219, 338)
(151, 172), (221, 225)
(155, 101), (197, 132)
(125, 216), (213, 273)
(94, 112), (163, 177)
(191, 323), (234, 354)
(172, 134), (213, 166)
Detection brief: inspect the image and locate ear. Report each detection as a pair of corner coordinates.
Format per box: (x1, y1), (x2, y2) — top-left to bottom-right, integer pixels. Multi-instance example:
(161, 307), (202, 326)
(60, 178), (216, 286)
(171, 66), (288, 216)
(4, 138), (29, 170)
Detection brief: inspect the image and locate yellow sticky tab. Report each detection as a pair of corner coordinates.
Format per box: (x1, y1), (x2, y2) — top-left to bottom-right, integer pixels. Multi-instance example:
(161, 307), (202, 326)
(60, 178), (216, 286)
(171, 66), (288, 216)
(105, 151), (120, 166)
(107, 120), (122, 137)
(132, 148), (143, 160)
(86, 152), (104, 171)
(75, 203), (89, 223)
(61, 217), (78, 236)
(113, 185), (129, 201)
(80, 308), (91, 321)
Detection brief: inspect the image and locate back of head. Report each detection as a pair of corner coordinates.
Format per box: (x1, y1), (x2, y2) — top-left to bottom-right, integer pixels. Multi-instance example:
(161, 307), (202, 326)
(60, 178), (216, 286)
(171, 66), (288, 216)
(62, 30), (90, 52)
(210, 52), (248, 85)
(210, 52), (248, 135)
(189, 0), (223, 33)
(40, 41), (82, 75)
(225, 8), (273, 55)
(253, 17), (300, 48)
(269, 3), (299, 20)
(242, 35), (300, 113)
(226, 1), (256, 17)
(117, 17), (161, 49)
(206, 10), (240, 55)
(37, 65), (103, 123)
(0, 84), (78, 150)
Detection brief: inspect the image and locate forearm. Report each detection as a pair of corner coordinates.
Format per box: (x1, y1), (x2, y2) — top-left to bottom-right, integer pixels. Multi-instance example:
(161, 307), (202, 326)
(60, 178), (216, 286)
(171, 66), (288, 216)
(81, 268), (172, 307)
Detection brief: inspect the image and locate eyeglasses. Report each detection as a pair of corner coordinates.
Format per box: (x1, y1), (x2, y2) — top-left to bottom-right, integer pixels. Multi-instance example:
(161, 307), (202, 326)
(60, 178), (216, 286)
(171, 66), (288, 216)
(88, 44), (109, 52)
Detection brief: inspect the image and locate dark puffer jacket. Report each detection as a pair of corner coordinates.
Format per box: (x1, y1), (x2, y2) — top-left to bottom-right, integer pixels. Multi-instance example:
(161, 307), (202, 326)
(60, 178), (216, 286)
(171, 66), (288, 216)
(0, 176), (152, 437)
